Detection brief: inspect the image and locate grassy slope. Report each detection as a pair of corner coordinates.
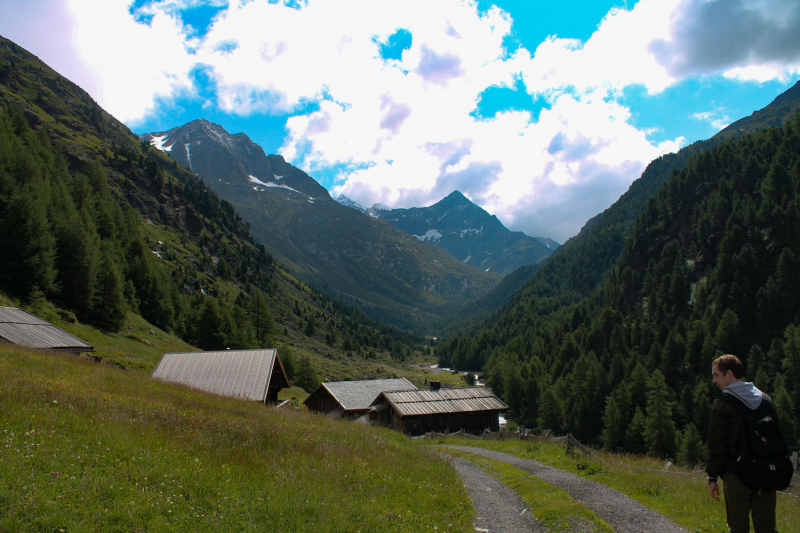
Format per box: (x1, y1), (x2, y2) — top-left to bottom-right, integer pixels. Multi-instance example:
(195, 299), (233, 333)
(0, 346), (473, 533)
(0, 35), (439, 385)
(429, 438), (800, 533)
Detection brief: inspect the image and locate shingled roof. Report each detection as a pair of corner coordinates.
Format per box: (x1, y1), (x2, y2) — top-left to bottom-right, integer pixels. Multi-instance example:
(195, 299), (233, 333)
(0, 307), (93, 352)
(152, 349), (289, 402)
(312, 378), (417, 411)
(372, 386), (507, 416)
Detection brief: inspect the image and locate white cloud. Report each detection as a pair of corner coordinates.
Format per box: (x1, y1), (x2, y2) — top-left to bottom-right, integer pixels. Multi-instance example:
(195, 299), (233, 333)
(691, 108), (731, 131)
(6, 0), (797, 241)
(66, 0), (197, 123)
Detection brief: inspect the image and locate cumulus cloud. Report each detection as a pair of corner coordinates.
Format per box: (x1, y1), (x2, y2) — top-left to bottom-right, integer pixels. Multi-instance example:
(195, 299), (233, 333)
(7, 0), (796, 241)
(650, 0), (800, 81)
(414, 45), (464, 86)
(691, 108), (732, 131)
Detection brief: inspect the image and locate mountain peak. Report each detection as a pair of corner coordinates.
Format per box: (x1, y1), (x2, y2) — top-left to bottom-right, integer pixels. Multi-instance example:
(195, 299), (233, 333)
(443, 190), (470, 204)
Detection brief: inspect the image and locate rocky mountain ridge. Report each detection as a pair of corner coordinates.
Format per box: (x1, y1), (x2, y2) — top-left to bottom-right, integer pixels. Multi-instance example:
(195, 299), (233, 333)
(338, 190), (558, 276)
(141, 121), (500, 331)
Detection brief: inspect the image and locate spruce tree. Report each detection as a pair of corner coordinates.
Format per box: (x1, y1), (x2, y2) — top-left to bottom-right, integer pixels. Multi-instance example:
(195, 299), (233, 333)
(295, 355), (319, 393)
(625, 406), (647, 454)
(677, 422), (704, 466)
(602, 391), (626, 452)
(537, 387), (562, 433)
(644, 370), (677, 458)
(92, 245), (127, 331)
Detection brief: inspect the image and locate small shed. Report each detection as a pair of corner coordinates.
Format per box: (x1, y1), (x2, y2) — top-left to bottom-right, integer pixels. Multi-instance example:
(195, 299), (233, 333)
(152, 349), (289, 403)
(304, 378), (417, 418)
(0, 307), (93, 354)
(370, 382), (508, 435)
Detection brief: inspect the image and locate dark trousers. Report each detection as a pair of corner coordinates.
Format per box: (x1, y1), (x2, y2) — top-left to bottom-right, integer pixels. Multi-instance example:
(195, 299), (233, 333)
(723, 473), (777, 533)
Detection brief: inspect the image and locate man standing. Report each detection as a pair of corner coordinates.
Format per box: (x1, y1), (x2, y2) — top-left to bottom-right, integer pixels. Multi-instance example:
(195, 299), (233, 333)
(706, 354), (777, 533)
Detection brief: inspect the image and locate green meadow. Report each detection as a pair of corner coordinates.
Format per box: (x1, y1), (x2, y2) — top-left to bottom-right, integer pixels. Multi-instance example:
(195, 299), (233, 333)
(0, 346), (472, 533)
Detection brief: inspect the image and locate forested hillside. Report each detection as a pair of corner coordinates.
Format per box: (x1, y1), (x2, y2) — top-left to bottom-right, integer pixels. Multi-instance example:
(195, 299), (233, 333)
(439, 117), (800, 460)
(0, 37), (425, 386)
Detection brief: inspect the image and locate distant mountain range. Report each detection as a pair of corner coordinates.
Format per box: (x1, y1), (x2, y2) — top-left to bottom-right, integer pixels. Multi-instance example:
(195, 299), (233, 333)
(141, 120), (499, 329)
(337, 191), (558, 276)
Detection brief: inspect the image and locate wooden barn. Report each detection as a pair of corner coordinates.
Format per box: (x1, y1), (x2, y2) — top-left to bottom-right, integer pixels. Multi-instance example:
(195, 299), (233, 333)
(304, 378), (417, 419)
(152, 349), (289, 403)
(0, 307), (93, 354)
(370, 381), (508, 435)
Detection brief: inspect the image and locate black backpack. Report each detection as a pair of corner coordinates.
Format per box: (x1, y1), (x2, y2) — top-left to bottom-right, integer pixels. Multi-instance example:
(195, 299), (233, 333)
(721, 393), (794, 492)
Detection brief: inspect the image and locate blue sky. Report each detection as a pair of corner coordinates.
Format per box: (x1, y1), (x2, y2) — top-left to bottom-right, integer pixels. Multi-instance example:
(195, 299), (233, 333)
(1, 0), (798, 241)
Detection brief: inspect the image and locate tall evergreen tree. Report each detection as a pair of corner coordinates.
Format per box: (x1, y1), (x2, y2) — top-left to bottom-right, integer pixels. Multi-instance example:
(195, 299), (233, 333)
(537, 387), (562, 432)
(644, 370), (677, 458)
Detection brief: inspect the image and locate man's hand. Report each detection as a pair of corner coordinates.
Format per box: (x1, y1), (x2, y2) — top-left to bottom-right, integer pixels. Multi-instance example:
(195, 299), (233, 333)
(708, 481), (720, 501)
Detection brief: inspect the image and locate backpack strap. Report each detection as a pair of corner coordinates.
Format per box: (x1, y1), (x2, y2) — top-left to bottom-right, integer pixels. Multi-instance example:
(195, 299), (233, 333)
(720, 392), (773, 414)
(720, 393), (754, 418)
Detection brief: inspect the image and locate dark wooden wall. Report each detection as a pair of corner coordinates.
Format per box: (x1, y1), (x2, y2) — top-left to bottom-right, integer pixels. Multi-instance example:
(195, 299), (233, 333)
(386, 410), (501, 436)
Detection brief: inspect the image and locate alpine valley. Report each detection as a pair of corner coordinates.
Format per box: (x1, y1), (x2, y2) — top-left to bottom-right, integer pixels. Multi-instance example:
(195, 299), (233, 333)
(140, 120), (512, 329)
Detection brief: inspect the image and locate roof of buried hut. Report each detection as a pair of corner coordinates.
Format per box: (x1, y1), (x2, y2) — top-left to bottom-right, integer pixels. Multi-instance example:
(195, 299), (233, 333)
(152, 349), (288, 402)
(372, 386), (508, 417)
(0, 307), (93, 352)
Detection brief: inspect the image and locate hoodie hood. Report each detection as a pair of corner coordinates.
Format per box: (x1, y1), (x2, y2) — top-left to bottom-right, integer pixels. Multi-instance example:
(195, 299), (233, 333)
(723, 381), (763, 409)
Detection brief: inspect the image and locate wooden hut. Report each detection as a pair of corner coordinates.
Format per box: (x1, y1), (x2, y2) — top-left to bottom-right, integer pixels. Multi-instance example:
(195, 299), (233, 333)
(152, 349), (289, 403)
(0, 307), (93, 354)
(370, 382), (507, 435)
(304, 378), (417, 418)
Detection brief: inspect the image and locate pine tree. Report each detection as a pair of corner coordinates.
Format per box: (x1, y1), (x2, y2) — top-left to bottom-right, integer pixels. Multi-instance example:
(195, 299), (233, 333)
(195, 298), (227, 350)
(295, 355), (319, 393)
(92, 245), (127, 331)
(602, 391), (626, 452)
(773, 385), (798, 451)
(625, 406), (647, 454)
(692, 379), (712, 440)
(644, 370), (677, 458)
(537, 387), (562, 432)
(278, 345), (296, 382)
(249, 290), (276, 348)
(677, 423), (704, 466)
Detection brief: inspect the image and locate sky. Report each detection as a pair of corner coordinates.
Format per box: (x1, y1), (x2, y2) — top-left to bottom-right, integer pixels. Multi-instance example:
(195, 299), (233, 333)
(1, 0), (799, 242)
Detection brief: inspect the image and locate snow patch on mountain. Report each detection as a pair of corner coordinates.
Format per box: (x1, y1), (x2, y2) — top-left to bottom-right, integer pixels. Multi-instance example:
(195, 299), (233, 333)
(149, 135), (173, 152)
(185, 143), (193, 169)
(460, 227), (483, 237)
(414, 229), (443, 243)
(248, 175), (302, 195)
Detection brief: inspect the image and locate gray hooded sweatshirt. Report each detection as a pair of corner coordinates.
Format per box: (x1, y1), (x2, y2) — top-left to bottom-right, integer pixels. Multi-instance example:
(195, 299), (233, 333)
(723, 381), (763, 409)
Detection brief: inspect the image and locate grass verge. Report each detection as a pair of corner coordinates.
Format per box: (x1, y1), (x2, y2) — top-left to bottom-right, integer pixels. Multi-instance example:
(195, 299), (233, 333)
(0, 346), (473, 532)
(441, 448), (613, 533)
(426, 438), (800, 533)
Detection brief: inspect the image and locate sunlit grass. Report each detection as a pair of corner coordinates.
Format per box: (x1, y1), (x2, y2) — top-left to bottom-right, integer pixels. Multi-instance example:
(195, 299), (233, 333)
(428, 437), (800, 533)
(0, 346), (473, 532)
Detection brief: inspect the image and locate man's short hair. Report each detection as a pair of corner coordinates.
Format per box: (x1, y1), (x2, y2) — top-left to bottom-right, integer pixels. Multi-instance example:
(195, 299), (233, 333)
(713, 354), (744, 379)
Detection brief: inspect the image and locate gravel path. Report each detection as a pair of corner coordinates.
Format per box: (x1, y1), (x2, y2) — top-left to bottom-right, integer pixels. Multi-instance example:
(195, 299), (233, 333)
(441, 446), (686, 533)
(448, 455), (544, 533)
